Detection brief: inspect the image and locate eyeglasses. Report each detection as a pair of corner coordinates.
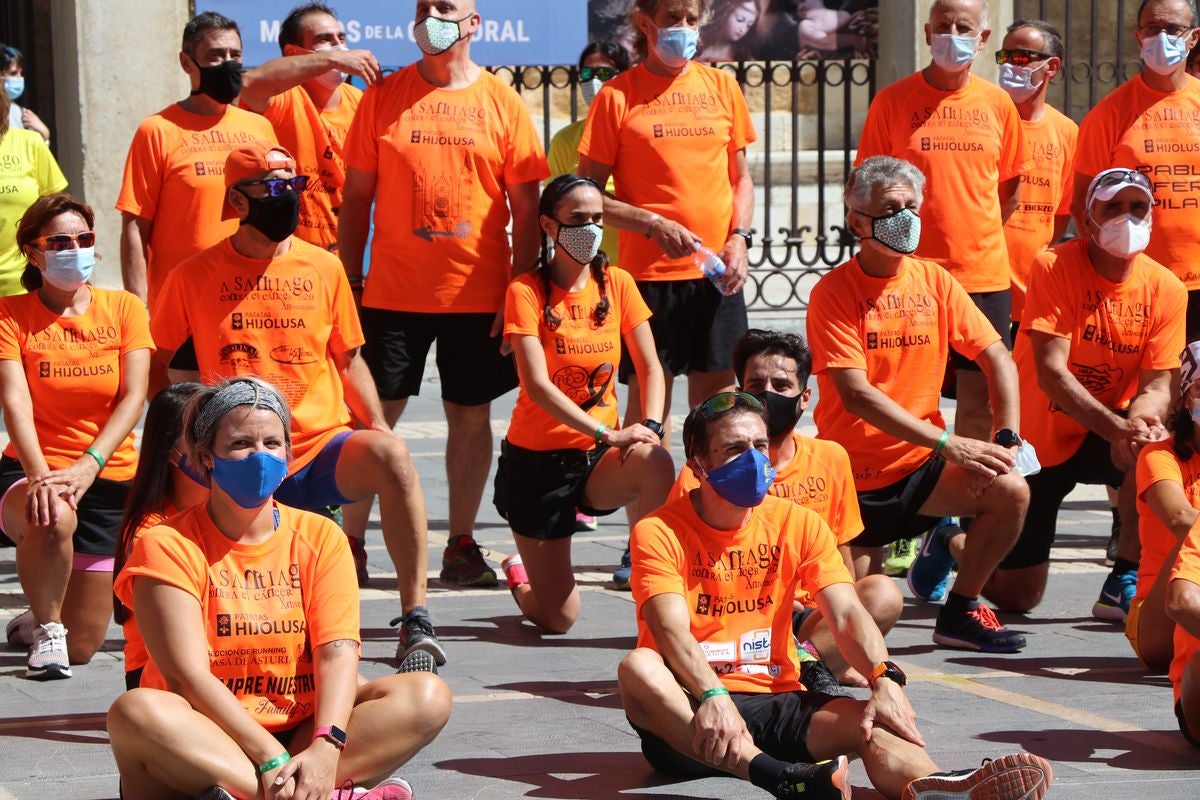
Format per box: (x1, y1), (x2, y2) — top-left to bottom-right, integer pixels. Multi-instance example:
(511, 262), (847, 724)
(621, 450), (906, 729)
(1092, 169), (1153, 193)
(579, 66), (621, 82)
(1138, 24), (1193, 39)
(34, 231), (96, 251)
(994, 48), (1053, 66)
(239, 176), (309, 196)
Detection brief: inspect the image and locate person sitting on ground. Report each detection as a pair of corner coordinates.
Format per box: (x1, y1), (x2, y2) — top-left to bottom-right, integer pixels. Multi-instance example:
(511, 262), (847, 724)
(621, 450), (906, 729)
(150, 140), (443, 668)
(806, 155), (1030, 653)
(111, 382), (207, 691)
(0, 194), (151, 680)
(985, 168), (1186, 623)
(618, 391), (1054, 799)
(1167, 515), (1200, 747)
(669, 328), (902, 686)
(1130, 342), (1200, 672)
(495, 175), (675, 634)
(107, 377), (450, 800)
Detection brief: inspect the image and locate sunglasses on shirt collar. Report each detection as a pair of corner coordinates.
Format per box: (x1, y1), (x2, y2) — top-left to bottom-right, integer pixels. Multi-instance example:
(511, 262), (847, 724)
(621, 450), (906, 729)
(994, 48), (1053, 66)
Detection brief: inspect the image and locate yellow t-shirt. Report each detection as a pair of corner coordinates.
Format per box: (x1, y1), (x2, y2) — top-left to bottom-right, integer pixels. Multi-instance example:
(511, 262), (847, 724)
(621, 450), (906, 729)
(546, 119), (620, 266)
(0, 128), (67, 296)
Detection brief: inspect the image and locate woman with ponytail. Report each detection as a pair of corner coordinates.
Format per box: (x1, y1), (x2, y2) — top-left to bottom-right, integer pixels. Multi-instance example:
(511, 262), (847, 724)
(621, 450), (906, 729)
(493, 174), (674, 634)
(1130, 340), (1200, 671)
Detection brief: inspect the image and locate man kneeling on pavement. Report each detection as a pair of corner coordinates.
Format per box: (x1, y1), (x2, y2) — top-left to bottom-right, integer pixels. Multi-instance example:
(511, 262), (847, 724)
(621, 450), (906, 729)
(618, 392), (1053, 799)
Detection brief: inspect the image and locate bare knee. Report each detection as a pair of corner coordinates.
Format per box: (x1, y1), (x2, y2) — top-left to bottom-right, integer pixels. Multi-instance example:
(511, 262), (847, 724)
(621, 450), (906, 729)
(107, 688), (177, 740)
(984, 565), (1046, 613)
(67, 638), (102, 665)
(379, 440), (421, 495)
(527, 607), (578, 635)
(617, 648), (669, 696)
(979, 471), (1030, 515)
(856, 574), (904, 632)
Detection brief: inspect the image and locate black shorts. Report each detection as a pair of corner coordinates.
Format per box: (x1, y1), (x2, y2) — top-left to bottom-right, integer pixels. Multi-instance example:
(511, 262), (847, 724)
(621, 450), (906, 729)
(360, 308), (517, 405)
(1177, 699), (1200, 747)
(629, 689), (845, 777)
(0, 456), (128, 556)
(492, 439), (617, 540)
(1187, 290), (1200, 343)
(850, 455), (946, 548)
(999, 431), (1124, 570)
(618, 278), (747, 381)
(124, 667), (144, 692)
(949, 289), (1013, 371)
(168, 337), (198, 371)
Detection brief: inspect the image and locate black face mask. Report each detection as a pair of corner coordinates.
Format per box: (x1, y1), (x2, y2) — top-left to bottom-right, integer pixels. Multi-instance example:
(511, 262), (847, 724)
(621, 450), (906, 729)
(757, 391), (804, 439)
(190, 57), (243, 104)
(240, 191), (300, 242)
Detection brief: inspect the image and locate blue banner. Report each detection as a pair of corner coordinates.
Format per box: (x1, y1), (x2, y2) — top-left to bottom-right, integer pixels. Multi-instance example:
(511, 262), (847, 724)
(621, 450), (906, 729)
(196, 1), (589, 67)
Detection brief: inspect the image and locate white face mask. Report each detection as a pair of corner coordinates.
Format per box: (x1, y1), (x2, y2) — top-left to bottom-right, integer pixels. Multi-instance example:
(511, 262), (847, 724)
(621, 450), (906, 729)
(998, 61), (1048, 103)
(930, 32), (979, 72)
(1093, 213), (1152, 258)
(310, 43), (349, 89)
(581, 77), (604, 107)
(43, 248), (96, 291)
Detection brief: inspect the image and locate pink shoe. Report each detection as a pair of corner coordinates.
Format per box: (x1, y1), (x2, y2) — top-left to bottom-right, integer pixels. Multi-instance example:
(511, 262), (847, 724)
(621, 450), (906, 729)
(331, 777), (414, 799)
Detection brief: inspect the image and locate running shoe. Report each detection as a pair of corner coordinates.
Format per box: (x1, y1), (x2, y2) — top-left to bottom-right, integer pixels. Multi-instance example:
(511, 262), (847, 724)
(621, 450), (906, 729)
(908, 519), (960, 602)
(397, 649), (438, 675)
(348, 534), (369, 588)
(1105, 512), (1120, 567)
(800, 659), (852, 699)
(773, 755), (850, 799)
(390, 606), (447, 666)
(6, 608), (35, 648)
(331, 778), (415, 799)
(27, 621), (71, 680)
(883, 536), (920, 577)
(933, 604), (1026, 653)
(612, 546), (633, 591)
(574, 511), (598, 531)
(901, 752), (1053, 800)
(439, 536), (498, 587)
(198, 788), (235, 800)
(1092, 568), (1137, 623)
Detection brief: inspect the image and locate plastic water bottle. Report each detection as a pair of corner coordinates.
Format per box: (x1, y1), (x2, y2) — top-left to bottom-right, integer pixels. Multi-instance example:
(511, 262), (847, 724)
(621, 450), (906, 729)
(693, 243), (728, 293)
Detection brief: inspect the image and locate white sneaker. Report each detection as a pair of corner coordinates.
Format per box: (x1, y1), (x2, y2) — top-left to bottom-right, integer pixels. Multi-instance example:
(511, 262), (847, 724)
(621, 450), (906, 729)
(6, 609), (35, 648)
(27, 621), (71, 680)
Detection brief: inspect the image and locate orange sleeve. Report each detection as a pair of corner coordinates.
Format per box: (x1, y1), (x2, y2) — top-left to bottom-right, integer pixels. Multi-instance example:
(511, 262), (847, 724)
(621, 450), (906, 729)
(1072, 100), (1118, 178)
(500, 90), (551, 186)
(942, 269), (1002, 360)
(115, 524), (207, 607)
(342, 83), (380, 173)
(1170, 517), (1200, 586)
(116, 118), (165, 219)
(669, 464), (701, 502)
(303, 515), (362, 647)
(786, 503), (854, 593)
(503, 276), (543, 340)
(1022, 250), (1072, 339)
(806, 274), (867, 372)
(148, 265), (192, 352)
(853, 90), (892, 165)
(577, 83), (622, 167)
(327, 266), (366, 354)
(1056, 120), (1079, 216)
(0, 301), (21, 363)
(1138, 443), (1185, 503)
(1143, 275), (1187, 371)
(117, 291), (155, 355)
(630, 514), (687, 607)
(614, 268), (651, 335)
(996, 97), (1027, 182)
(723, 70), (756, 152)
(829, 446), (864, 545)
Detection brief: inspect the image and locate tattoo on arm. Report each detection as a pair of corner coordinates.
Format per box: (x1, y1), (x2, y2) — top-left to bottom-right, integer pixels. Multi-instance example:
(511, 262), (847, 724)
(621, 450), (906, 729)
(326, 639), (360, 650)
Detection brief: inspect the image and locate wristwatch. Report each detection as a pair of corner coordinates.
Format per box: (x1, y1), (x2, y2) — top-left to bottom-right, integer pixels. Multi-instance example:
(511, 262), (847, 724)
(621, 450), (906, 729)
(868, 661), (907, 688)
(642, 419), (665, 438)
(731, 227), (753, 248)
(993, 429), (1022, 448)
(312, 725), (347, 750)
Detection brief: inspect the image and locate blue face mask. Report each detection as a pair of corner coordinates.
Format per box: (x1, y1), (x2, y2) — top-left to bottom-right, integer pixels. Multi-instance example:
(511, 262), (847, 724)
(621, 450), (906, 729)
(3, 76), (23, 101)
(210, 451), (288, 509)
(703, 447), (775, 508)
(655, 26), (699, 69)
(930, 33), (979, 71)
(42, 247), (95, 291)
(174, 451), (211, 488)
(1140, 31), (1191, 74)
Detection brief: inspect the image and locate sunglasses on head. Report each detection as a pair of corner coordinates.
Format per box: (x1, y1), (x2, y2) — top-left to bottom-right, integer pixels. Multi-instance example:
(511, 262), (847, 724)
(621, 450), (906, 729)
(35, 231), (96, 251)
(239, 175), (309, 196)
(696, 391), (764, 416)
(579, 66), (621, 82)
(1093, 169), (1153, 192)
(994, 48), (1052, 66)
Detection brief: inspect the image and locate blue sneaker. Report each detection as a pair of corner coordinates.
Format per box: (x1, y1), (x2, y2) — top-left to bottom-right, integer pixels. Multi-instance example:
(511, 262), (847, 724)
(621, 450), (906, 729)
(1092, 568), (1137, 622)
(612, 546), (632, 591)
(907, 519), (959, 602)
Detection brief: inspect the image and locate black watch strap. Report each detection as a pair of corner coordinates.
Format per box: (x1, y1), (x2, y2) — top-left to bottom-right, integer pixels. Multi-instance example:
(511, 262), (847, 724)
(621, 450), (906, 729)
(732, 227), (753, 247)
(642, 419), (665, 438)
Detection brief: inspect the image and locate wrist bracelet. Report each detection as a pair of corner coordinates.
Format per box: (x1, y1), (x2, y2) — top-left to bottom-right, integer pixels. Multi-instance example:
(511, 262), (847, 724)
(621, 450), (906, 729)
(933, 430), (949, 455)
(257, 751), (291, 775)
(84, 447), (105, 470)
(698, 686), (731, 702)
(644, 214), (660, 239)
(595, 424), (611, 444)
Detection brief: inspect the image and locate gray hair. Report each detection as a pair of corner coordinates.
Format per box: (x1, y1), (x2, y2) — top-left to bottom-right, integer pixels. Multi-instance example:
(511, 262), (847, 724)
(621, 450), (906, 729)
(844, 156), (926, 210)
(182, 377), (292, 476)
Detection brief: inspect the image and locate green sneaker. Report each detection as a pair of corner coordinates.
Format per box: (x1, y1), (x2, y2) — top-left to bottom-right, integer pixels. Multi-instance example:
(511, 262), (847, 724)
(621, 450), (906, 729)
(884, 536), (920, 577)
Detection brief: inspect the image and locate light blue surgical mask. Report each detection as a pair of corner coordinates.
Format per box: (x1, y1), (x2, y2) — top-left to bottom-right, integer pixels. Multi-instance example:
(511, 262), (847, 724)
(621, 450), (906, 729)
(931, 33), (979, 72)
(998, 62), (1047, 103)
(42, 248), (95, 291)
(1140, 31), (1191, 74)
(3, 76), (23, 101)
(654, 26), (699, 69)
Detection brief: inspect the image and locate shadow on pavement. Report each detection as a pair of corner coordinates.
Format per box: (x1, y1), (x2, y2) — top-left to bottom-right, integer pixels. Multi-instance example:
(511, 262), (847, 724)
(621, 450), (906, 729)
(360, 615), (637, 651)
(0, 711), (108, 746)
(486, 679), (624, 710)
(945, 655), (1170, 686)
(976, 728), (1200, 770)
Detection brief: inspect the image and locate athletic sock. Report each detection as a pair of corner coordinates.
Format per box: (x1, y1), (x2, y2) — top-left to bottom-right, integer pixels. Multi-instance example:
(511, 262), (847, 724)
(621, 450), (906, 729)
(943, 590), (979, 615)
(748, 752), (790, 792)
(1113, 556), (1138, 575)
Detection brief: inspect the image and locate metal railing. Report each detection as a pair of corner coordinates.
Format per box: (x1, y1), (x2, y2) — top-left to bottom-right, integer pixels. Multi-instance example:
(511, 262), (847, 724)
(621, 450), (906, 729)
(491, 59), (877, 312)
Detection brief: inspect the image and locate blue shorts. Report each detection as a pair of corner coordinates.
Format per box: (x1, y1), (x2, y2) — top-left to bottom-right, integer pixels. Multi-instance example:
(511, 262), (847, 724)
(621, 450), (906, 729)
(275, 430), (356, 511)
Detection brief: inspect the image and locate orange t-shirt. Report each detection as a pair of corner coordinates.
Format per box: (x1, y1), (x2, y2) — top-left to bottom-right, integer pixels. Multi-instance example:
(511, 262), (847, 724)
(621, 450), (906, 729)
(248, 84), (362, 251)
(1074, 74), (1200, 289)
(1005, 107), (1078, 322)
(0, 287), (153, 482)
(503, 266), (650, 451)
(115, 503), (360, 731)
(121, 505), (176, 674)
(1016, 238), (1187, 468)
(807, 256), (1001, 491)
(116, 103), (278, 307)
(151, 237), (364, 470)
(343, 67), (549, 313)
(578, 62), (757, 282)
(1169, 518), (1200, 702)
(855, 72), (1026, 293)
(1135, 441), (1200, 603)
(631, 494), (851, 694)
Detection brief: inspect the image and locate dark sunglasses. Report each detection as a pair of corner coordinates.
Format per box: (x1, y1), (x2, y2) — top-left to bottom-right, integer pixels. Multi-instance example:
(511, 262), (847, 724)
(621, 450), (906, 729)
(696, 391), (765, 416)
(35, 231), (96, 251)
(994, 48), (1052, 66)
(239, 176), (310, 196)
(579, 66), (621, 82)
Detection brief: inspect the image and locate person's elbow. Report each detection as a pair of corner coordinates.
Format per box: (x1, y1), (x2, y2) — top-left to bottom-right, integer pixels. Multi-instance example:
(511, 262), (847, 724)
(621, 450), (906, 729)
(833, 380), (871, 417)
(1167, 579), (1200, 627)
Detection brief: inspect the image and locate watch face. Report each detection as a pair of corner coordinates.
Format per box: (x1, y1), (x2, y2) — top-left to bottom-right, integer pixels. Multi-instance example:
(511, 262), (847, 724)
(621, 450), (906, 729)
(994, 429), (1021, 447)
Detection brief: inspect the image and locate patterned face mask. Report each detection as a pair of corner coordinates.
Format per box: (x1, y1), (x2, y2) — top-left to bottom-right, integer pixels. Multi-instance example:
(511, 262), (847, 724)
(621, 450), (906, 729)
(858, 207), (921, 254)
(555, 221), (603, 264)
(414, 14), (466, 56)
